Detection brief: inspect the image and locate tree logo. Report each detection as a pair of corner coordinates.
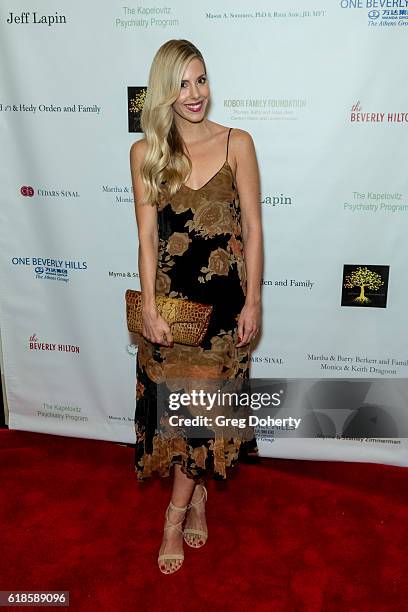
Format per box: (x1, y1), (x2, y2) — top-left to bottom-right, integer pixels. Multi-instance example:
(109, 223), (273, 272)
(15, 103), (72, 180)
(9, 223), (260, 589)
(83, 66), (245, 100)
(128, 86), (147, 133)
(341, 265), (388, 307)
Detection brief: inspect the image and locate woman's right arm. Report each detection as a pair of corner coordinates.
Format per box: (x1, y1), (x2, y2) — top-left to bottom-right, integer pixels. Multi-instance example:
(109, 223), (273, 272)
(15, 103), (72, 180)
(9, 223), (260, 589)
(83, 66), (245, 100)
(129, 140), (174, 346)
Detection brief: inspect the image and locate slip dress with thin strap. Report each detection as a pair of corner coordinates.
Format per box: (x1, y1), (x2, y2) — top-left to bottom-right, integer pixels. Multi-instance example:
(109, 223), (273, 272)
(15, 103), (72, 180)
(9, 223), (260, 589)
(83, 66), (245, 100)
(134, 127), (259, 484)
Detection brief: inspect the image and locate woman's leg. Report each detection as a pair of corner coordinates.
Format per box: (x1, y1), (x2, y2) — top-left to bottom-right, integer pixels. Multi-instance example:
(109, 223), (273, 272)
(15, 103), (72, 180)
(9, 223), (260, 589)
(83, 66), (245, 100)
(158, 464), (196, 572)
(183, 480), (208, 547)
(171, 463), (197, 505)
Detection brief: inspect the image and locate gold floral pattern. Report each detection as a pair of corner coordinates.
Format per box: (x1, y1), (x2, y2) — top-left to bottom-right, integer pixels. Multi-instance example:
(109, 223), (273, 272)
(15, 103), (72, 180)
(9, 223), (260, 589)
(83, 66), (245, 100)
(167, 232), (191, 256)
(199, 247), (232, 282)
(134, 128), (259, 482)
(185, 200), (234, 238)
(155, 269), (171, 295)
(228, 234), (243, 258)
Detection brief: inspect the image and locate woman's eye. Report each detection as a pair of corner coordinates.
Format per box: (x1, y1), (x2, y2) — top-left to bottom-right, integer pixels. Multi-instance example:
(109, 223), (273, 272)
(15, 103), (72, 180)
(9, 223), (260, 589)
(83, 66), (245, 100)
(181, 77), (207, 88)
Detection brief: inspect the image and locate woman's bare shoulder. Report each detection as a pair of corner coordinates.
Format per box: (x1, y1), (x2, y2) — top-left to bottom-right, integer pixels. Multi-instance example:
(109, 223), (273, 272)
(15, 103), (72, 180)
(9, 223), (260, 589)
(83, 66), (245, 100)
(229, 129), (255, 173)
(130, 137), (148, 164)
(230, 127), (254, 143)
(205, 121), (252, 140)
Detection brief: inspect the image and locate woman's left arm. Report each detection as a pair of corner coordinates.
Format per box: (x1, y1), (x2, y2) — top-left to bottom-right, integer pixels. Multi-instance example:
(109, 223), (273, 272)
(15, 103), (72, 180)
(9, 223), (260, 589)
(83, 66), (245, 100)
(233, 129), (264, 347)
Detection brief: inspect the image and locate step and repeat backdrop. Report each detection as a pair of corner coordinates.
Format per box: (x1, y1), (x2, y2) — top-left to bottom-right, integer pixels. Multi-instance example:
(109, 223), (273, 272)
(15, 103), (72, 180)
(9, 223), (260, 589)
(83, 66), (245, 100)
(1, 1), (408, 467)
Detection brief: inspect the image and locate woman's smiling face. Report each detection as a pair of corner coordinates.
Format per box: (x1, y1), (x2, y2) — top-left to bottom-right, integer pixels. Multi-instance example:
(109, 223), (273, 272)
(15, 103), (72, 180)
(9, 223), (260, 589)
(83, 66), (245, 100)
(172, 57), (210, 123)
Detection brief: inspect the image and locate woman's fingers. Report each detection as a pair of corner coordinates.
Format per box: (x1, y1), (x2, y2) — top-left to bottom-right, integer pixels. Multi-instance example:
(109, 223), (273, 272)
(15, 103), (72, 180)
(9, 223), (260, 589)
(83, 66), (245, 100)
(235, 319), (260, 347)
(142, 316), (173, 346)
(161, 327), (174, 346)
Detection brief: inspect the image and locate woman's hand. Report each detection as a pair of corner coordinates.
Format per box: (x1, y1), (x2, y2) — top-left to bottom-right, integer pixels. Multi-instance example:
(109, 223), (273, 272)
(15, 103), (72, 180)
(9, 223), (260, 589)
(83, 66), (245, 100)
(141, 306), (174, 346)
(235, 301), (261, 347)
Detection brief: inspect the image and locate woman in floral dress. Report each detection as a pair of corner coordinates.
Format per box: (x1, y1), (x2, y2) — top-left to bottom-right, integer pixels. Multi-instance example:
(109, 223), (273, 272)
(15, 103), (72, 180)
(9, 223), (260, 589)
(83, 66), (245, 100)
(129, 39), (263, 574)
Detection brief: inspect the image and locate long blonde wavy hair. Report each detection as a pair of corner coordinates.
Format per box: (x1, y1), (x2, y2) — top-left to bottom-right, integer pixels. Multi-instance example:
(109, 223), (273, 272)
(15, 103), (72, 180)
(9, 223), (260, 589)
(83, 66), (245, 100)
(139, 39), (207, 206)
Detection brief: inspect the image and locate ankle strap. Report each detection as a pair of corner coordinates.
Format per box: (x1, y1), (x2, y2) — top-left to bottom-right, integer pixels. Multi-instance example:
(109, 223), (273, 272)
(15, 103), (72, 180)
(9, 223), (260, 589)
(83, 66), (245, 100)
(165, 502), (188, 534)
(188, 484), (207, 509)
(169, 500), (189, 512)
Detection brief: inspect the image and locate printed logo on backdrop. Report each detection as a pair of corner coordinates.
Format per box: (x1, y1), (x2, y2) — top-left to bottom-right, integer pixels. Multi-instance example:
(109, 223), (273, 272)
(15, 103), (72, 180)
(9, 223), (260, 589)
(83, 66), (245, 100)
(103, 184), (134, 204)
(116, 6), (178, 30)
(6, 11), (67, 26)
(343, 189), (406, 215)
(38, 402), (88, 424)
(109, 270), (138, 280)
(350, 101), (408, 124)
(263, 277), (315, 291)
(340, 3), (408, 28)
(12, 257), (87, 282)
(20, 185), (79, 198)
(224, 97), (306, 122)
(0, 103), (100, 114)
(250, 353), (283, 367)
(206, 10), (325, 22)
(29, 333), (80, 354)
(309, 350), (406, 378)
(261, 192), (293, 208)
(341, 264), (389, 308)
(20, 186), (34, 197)
(128, 87), (147, 132)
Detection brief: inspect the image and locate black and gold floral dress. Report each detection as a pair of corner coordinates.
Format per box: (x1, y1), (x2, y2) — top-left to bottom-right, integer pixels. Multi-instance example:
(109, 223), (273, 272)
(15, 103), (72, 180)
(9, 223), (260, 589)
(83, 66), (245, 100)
(134, 127), (259, 484)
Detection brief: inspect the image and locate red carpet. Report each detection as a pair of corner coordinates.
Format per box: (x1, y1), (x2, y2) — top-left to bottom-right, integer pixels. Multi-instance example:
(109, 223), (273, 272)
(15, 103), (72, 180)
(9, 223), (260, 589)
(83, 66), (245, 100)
(0, 429), (407, 611)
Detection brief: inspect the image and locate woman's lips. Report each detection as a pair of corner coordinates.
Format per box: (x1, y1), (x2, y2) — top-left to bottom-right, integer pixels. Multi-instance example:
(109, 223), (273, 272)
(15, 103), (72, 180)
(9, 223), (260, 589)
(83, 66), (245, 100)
(184, 101), (204, 113)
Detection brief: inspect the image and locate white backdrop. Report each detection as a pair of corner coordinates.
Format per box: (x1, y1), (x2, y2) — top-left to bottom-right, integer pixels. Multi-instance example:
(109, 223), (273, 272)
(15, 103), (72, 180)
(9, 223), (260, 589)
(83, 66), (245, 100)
(1, 1), (407, 467)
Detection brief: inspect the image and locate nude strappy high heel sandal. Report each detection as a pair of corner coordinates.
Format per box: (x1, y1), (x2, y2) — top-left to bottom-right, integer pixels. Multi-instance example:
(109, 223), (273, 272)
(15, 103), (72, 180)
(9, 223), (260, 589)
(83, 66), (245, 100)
(158, 501), (189, 574)
(183, 484), (208, 548)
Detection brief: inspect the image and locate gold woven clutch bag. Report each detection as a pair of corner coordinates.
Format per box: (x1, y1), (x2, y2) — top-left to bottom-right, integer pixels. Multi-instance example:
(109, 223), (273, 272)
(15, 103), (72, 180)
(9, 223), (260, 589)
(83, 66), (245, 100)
(125, 289), (213, 347)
